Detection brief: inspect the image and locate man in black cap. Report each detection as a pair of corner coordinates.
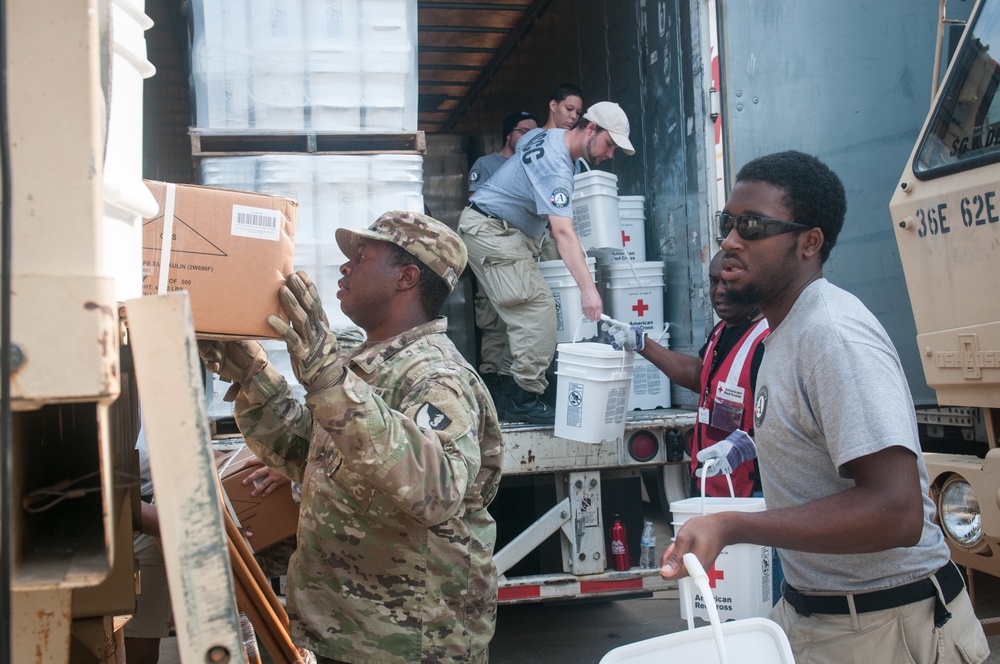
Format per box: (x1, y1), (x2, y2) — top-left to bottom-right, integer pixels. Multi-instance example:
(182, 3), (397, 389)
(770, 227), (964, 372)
(467, 111), (539, 197)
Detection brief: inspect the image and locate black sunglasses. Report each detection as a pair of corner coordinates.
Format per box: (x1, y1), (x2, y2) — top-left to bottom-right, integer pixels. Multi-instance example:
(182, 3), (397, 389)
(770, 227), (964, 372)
(717, 212), (811, 240)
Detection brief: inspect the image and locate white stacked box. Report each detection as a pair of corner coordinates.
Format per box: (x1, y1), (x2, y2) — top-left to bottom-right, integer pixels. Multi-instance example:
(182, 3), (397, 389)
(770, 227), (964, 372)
(189, 0), (418, 132)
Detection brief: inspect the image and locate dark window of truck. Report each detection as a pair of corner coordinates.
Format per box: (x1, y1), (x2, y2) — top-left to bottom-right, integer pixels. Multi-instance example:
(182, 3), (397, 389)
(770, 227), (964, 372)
(915, 4), (1000, 178)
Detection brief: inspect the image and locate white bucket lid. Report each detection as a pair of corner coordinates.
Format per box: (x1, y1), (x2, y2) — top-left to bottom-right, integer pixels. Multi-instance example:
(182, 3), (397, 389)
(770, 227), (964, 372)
(670, 496), (766, 516)
(600, 260), (664, 273)
(618, 195), (645, 204)
(556, 342), (634, 367)
(573, 169), (619, 186)
(538, 257), (596, 270)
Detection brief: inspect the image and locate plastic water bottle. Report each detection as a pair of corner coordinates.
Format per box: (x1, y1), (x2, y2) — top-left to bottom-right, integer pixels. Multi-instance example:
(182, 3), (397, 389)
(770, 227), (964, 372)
(639, 521), (657, 569)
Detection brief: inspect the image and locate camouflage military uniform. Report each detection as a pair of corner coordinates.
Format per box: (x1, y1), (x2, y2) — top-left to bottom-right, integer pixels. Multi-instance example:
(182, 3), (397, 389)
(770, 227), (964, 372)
(234, 318), (503, 664)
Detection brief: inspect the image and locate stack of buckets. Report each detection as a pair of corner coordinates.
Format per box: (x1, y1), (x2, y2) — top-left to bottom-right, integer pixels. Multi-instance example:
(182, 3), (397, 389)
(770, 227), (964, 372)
(557, 172), (671, 438)
(591, 196), (671, 411)
(538, 257), (598, 343)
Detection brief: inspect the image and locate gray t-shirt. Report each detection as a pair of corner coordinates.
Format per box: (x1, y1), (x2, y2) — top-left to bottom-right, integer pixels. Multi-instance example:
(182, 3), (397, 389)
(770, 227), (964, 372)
(470, 128), (574, 239)
(754, 279), (949, 592)
(467, 152), (506, 192)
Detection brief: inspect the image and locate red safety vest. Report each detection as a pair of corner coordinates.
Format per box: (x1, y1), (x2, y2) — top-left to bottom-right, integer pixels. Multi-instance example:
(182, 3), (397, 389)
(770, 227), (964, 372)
(691, 318), (769, 497)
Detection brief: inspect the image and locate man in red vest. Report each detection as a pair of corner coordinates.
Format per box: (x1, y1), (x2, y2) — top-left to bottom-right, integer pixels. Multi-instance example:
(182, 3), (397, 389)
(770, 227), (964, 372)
(603, 249), (767, 497)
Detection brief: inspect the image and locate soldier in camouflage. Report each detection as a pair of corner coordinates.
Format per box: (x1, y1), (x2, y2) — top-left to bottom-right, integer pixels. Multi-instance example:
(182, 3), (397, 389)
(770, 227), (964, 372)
(199, 211), (504, 664)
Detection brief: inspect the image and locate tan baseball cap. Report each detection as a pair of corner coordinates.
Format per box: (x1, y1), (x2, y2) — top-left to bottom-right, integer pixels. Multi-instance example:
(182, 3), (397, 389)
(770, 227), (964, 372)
(335, 211), (468, 292)
(583, 101), (635, 156)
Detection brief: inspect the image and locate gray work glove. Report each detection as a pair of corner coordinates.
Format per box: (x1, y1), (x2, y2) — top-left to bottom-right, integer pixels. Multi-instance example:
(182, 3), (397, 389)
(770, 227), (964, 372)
(267, 270), (343, 392)
(602, 319), (646, 352)
(197, 340), (268, 401)
(696, 429), (757, 477)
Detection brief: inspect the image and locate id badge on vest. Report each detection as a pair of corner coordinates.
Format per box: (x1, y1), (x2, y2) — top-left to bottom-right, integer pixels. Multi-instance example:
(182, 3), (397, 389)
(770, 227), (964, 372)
(710, 381), (745, 432)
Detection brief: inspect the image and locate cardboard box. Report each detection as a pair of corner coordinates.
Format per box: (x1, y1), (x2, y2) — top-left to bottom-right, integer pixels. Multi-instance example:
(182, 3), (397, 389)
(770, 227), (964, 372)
(142, 181), (297, 339)
(217, 445), (299, 552)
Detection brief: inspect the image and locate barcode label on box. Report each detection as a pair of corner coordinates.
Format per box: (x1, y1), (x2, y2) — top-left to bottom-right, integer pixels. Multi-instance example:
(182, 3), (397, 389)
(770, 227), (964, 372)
(231, 205), (281, 241)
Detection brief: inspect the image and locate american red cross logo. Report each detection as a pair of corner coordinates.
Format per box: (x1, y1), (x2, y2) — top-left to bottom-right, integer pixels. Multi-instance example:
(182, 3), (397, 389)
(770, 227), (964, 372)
(632, 299), (649, 317)
(622, 229), (631, 245)
(706, 565), (725, 588)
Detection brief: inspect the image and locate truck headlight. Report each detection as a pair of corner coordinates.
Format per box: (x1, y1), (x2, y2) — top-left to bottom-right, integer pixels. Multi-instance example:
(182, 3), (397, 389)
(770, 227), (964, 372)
(939, 478), (982, 547)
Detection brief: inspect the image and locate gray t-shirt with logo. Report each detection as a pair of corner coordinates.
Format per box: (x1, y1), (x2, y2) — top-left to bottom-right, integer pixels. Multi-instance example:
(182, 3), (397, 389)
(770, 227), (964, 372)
(470, 128), (574, 239)
(754, 279), (949, 592)
(467, 152), (507, 192)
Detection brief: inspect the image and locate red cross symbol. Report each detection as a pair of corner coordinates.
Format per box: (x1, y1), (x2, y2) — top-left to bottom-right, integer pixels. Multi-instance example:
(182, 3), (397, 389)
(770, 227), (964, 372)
(632, 299), (649, 317)
(706, 565), (725, 588)
(622, 229), (631, 245)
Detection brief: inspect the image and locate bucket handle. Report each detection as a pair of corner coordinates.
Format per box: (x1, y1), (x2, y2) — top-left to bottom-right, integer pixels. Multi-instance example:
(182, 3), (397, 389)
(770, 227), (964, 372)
(697, 459), (736, 516)
(681, 553), (732, 664)
(576, 157), (591, 172)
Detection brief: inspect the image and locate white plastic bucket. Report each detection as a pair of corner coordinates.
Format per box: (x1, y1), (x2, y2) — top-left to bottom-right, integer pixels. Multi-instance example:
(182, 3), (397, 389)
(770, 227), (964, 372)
(554, 342), (634, 444)
(599, 262), (665, 336)
(598, 553), (794, 664)
(618, 196), (647, 261)
(670, 496), (772, 621)
(572, 170), (622, 251)
(538, 258), (598, 343)
(628, 354), (671, 410)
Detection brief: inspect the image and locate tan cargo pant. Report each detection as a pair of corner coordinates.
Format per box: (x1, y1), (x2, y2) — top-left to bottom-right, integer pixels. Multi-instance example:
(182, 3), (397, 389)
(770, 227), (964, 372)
(769, 586), (989, 663)
(458, 206), (556, 394)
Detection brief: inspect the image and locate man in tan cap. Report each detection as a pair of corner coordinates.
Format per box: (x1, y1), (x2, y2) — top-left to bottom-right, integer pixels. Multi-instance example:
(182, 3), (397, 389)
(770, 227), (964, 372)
(459, 101), (635, 424)
(199, 211), (504, 664)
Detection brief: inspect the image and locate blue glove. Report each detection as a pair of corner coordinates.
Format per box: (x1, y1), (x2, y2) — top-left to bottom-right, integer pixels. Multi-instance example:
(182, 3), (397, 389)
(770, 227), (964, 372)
(602, 320), (645, 352)
(696, 429), (757, 477)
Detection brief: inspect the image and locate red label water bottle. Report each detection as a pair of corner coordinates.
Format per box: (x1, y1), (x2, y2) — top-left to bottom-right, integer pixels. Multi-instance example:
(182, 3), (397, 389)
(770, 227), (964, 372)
(610, 515), (630, 571)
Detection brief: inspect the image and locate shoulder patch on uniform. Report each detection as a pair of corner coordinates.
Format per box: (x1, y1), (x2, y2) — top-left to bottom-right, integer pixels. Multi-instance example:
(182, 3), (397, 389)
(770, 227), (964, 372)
(415, 402), (452, 431)
(469, 170), (480, 182)
(754, 386), (768, 429)
(551, 188), (571, 207)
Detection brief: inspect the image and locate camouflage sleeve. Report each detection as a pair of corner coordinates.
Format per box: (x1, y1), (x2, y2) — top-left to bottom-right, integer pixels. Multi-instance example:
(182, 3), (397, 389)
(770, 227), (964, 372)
(232, 363), (314, 484)
(305, 366), (484, 527)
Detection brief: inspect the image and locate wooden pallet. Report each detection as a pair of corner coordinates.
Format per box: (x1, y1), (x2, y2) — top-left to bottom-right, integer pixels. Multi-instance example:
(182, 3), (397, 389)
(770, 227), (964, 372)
(190, 130), (426, 157)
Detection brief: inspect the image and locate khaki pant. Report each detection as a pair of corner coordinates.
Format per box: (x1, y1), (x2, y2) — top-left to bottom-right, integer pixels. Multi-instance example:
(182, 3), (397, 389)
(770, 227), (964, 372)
(770, 586), (989, 663)
(458, 207), (555, 394)
(474, 288), (511, 375)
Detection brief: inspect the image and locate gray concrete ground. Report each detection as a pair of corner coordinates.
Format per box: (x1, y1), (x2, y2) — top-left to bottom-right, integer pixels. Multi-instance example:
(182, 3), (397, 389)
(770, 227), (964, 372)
(156, 500), (1000, 663)
(157, 589), (1000, 664)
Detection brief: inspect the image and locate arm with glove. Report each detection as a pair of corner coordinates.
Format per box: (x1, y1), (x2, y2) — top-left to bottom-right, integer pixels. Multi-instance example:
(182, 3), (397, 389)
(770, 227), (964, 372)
(197, 324), (314, 482)
(601, 318), (702, 392)
(696, 429), (757, 477)
(270, 271), (490, 525)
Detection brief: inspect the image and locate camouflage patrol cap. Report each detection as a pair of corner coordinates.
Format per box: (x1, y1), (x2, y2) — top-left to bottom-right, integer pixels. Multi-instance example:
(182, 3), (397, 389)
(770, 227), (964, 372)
(335, 211), (468, 292)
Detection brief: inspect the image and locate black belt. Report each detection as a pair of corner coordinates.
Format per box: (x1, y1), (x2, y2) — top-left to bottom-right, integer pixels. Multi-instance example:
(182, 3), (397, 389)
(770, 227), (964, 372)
(469, 202), (500, 220)
(781, 561), (964, 619)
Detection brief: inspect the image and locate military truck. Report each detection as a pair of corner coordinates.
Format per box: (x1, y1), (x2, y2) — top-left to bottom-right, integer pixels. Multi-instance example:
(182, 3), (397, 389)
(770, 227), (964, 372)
(889, 0), (1000, 590)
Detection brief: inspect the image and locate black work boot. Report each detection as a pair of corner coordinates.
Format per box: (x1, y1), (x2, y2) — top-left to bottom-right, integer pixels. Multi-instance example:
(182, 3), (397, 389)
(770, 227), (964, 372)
(504, 383), (556, 425)
(480, 372), (512, 414)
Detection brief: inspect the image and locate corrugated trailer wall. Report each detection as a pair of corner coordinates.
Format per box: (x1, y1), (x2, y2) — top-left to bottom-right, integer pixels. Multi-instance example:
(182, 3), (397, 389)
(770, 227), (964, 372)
(453, 0), (715, 409)
(717, 0), (972, 407)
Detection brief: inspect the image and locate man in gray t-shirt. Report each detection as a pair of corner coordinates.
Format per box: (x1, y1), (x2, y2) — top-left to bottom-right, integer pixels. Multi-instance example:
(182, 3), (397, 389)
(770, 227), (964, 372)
(660, 151), (988, 663)
(467, 111), (538, 196)
(458, 102), (635, 424)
